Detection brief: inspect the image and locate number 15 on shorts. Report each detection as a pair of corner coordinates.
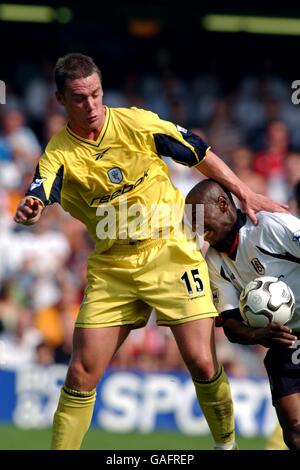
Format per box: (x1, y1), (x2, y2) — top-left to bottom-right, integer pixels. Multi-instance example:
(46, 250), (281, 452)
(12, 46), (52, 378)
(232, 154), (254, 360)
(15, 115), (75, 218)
(181, 268), (204, 295)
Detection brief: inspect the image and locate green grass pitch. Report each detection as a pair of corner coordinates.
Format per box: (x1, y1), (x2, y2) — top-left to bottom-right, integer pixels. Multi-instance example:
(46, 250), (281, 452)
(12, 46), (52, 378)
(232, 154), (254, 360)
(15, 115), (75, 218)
(0, 424), (265, 450)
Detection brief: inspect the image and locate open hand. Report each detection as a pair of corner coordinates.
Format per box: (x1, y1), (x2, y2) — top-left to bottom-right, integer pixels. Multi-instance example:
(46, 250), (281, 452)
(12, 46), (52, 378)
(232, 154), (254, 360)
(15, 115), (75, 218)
(253, 322), (297, 348)
(241, 191), (289, 225)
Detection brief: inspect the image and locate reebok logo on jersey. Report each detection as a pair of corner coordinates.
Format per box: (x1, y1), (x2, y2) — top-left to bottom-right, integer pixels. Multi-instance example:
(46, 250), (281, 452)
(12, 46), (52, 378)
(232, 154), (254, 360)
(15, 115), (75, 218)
(91, 169), (149, 205)
(251, 258), (265, 275)
(30, 178), (46, 191)
(95, 147), (111, 160)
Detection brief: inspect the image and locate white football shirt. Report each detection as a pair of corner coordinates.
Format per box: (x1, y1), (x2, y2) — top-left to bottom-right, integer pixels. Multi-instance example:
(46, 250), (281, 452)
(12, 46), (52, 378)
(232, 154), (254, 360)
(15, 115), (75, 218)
(206, 211), (300, 331)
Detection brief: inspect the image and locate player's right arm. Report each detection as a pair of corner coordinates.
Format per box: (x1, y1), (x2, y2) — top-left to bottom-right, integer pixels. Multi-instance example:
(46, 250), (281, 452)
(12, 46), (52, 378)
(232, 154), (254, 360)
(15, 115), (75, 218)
(13, 148), (64, 226)
(14, 197), (44, 225)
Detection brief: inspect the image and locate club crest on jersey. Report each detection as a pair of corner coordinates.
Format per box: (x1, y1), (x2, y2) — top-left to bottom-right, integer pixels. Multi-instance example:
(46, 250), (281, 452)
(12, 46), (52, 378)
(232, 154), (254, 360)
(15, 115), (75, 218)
(108, 167), (123, 184)
(292, 230), (300, 243)
(30, 178), (46, 190)
(251, 258), (265, 275)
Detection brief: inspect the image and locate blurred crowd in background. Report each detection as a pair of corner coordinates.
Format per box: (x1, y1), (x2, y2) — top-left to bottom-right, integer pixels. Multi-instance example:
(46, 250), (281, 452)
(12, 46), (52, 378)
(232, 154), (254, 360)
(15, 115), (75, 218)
(1, 60), (300, 377)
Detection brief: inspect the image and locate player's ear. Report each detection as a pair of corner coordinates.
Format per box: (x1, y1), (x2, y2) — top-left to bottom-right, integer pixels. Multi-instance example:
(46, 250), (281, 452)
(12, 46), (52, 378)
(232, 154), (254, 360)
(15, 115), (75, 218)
(218, 196), (228, 212)
(56, 90), (65, 106)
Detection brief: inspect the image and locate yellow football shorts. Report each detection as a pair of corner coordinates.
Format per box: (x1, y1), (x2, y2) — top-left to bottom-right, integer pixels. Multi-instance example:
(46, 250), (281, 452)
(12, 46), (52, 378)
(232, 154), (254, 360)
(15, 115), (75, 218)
(76, 237), (217, 328)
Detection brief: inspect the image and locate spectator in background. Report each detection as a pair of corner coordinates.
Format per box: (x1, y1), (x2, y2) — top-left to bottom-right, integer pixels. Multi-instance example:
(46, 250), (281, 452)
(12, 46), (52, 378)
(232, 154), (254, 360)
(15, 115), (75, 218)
(1, 107), (41, 169)
(35, 341), (55, 366)
(43, 112), (66, 146)
(35, 283), (78, 348)
(284, 153), (300, 202)
(229, 146), (267, 196)
(0, 307), (42, 369)
(293, 180), (300, 217)
(206, 98), (245, 162)
(253, 120), (289, 202)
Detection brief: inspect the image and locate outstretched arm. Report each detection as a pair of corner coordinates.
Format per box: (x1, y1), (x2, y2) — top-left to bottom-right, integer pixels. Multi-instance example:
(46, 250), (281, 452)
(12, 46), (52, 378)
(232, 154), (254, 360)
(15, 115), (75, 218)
(14, 197), (44, 225)
(196, 149), (289, 224)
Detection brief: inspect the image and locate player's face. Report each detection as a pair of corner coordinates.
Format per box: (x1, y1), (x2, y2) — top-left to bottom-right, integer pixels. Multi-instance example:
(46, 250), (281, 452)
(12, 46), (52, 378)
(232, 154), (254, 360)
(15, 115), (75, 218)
(202, 198), (232, 246)
(57, 72), (104, 133)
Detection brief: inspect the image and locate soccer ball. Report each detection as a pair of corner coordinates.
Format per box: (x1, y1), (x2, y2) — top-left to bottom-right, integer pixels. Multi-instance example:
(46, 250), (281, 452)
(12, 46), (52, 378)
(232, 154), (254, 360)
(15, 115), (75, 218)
(239, 276), (295, 327)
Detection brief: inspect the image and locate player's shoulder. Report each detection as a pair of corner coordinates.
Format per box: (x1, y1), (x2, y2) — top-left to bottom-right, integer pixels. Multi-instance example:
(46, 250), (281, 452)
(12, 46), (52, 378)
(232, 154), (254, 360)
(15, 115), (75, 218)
(111, 106), (170, 131)
(38, 126), (68, 166)
(112, 106), (158, 122)
(256, 211), (300, 232)
(206, 246), (222, 268)
(45, 126), (69, 153)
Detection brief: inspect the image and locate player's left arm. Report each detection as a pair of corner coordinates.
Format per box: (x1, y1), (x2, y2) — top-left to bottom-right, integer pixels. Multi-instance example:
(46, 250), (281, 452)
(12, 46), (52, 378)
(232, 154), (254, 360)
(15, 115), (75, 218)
(195, 149), (288, 224)
(149, 113), (288, 224)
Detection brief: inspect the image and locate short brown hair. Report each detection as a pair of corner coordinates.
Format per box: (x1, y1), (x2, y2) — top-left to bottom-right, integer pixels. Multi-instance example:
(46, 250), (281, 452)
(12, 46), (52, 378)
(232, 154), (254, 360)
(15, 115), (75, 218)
(54, 53), (102, 94)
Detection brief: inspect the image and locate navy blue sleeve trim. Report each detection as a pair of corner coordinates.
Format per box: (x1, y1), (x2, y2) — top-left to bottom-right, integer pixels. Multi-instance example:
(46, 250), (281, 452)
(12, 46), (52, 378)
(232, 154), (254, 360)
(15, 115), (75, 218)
(25, 164), (48, 204)
(49, 165), (64, 204)
(153, 131), (209, 167)
(25, 164), (64, 205)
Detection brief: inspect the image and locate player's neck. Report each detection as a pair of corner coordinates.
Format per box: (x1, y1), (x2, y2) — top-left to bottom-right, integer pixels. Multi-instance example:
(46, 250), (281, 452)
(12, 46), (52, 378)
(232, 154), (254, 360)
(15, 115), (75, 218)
(213, 230), (236, 253)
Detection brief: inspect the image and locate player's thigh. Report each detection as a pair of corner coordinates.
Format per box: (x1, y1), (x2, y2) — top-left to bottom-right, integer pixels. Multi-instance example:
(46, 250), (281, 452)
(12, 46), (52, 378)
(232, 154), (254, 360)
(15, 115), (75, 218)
(276, 393), (300, 431)
(170, 317), (218, 377)
(137, 237), (217, 325)
(76, 253), (151, 328)
(264, 346), (300, 406)
(70, 325), (131, 377)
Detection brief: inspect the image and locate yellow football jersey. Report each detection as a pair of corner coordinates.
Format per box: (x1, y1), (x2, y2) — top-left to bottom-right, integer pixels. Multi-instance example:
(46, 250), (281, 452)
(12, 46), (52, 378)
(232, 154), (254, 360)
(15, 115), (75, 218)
(26, 106), (209, 253)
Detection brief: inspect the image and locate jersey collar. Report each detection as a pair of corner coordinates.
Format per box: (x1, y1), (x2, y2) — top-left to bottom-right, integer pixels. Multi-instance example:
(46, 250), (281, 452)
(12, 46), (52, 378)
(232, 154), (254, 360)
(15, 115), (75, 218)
(66, 106), (111, 148)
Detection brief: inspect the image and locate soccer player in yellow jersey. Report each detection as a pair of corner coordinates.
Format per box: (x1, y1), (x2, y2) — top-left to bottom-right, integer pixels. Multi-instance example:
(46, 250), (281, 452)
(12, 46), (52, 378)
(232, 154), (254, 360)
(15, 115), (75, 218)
(14, 53), (287, 450)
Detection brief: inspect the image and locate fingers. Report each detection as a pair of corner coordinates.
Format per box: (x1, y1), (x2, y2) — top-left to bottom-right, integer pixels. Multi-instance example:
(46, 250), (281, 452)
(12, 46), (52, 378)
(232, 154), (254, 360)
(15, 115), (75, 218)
(277, 203), (289, 213)
(14, 198), (41, 224)
(243, 193), (289, 221)
(270, 203), (289, 214)
(271, 337), (296, 347)
(272, 338), (294, 348)
(245, 208), (258, 225)
(268, 323), (297, 347)
(272, 331), (297, 341)
(269, 322), (291, 331)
